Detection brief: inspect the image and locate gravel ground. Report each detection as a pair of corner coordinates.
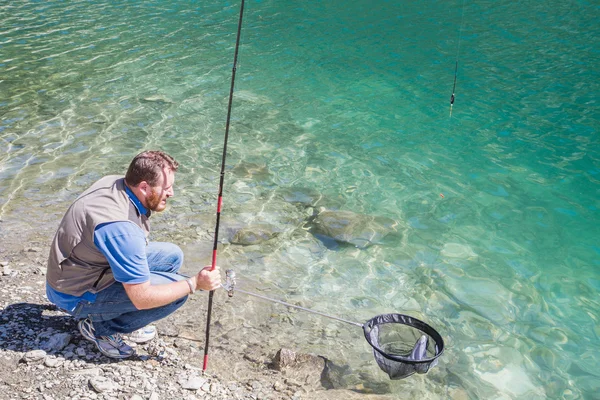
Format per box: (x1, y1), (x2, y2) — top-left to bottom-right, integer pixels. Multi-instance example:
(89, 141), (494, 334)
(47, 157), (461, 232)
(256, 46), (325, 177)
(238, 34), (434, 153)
(0, 242), (393, 400)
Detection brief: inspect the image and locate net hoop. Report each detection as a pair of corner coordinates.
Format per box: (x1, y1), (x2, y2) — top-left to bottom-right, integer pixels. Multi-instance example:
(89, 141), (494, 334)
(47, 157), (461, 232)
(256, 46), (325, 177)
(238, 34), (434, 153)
(363, 313), (445, 364)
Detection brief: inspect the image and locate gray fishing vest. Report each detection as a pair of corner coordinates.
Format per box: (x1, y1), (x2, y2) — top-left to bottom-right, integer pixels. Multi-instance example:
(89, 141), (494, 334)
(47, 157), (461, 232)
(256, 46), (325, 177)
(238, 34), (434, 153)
(46, 175), (150, 296)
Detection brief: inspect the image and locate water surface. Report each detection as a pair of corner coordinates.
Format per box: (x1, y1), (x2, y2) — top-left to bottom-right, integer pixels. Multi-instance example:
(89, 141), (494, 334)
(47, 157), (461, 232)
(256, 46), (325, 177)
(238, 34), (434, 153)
(1, 0), (599, 398)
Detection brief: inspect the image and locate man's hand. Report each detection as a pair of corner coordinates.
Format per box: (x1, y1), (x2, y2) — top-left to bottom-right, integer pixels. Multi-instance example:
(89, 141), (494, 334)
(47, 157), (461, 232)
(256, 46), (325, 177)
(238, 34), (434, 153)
(195, 266), (221, 291)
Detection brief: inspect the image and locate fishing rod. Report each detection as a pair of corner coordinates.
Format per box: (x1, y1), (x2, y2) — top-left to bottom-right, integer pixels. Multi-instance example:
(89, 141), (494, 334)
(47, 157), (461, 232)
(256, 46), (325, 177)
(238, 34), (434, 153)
(203, 0), (246, 373)
(449, 0), (467, 117)
(199, 0), (446, 379)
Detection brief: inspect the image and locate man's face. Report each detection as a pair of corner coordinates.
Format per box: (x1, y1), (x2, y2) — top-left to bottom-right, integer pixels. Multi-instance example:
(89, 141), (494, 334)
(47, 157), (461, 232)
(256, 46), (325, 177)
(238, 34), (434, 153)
(145, 167), (175, 212)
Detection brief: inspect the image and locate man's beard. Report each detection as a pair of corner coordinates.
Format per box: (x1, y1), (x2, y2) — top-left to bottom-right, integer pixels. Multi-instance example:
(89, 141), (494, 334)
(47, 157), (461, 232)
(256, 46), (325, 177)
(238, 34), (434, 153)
(146, 188), (165, 212)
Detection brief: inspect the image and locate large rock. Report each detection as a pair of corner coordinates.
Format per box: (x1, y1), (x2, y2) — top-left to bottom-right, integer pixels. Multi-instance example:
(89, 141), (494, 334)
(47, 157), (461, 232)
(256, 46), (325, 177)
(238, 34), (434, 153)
(310, 210), (398, 248)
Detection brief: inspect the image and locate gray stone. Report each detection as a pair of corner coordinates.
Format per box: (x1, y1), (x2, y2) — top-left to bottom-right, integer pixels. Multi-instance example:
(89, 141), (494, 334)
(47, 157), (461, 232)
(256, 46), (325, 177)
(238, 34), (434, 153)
(44, 357), (63, 368)
(178, 374), (207, 390)
(129, 395), (144, 400)
(149, 393), (160, 400)
(89, 376), (118, 393)
(42, 332), (72, 352)
(71, 367), (102, 376)
(22, 349), (47, 364)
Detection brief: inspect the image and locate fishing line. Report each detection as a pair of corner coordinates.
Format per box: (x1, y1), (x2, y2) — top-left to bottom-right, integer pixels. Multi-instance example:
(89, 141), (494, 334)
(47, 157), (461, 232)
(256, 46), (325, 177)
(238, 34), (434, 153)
(203, 0), (246, 373)
(449, 0), (467, 117)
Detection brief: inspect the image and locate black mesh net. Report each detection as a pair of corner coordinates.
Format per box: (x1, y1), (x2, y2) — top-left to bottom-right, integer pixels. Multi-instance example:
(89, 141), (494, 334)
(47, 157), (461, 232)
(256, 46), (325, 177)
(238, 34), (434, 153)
(363, 314), (444, 380)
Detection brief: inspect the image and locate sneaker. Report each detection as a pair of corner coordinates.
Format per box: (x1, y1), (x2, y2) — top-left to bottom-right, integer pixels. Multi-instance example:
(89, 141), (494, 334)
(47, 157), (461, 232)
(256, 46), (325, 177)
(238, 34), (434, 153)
(78, 318), (134, 359)
(123, 325), (157, 344)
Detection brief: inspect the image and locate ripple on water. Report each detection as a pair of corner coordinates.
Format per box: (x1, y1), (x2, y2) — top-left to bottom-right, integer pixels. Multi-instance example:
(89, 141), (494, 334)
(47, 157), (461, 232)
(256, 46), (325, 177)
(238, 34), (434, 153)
(467, 346), (546, 399)
(440, 242), (478, 259)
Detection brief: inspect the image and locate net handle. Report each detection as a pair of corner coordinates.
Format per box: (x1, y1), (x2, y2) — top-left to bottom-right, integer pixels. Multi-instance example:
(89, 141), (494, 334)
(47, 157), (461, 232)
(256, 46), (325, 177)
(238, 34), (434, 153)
(363, 313), (445, 364)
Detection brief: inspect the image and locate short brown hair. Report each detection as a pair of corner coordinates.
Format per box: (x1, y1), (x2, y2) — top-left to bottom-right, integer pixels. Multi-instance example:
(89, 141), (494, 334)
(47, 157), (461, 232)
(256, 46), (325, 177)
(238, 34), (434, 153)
(125, 150), (179, 186)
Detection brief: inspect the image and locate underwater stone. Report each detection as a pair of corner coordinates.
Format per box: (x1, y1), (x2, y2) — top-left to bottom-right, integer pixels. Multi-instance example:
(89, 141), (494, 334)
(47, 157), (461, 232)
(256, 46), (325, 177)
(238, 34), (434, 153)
(278, 187), (323, 207)
(272, 348), (327, 389)
(310, 210), (398, 248)
(231, 225), (278, 245)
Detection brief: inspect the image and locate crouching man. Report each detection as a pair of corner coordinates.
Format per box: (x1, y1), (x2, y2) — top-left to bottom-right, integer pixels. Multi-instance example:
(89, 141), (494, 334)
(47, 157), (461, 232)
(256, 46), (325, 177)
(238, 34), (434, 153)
(46, 150), (220, 358)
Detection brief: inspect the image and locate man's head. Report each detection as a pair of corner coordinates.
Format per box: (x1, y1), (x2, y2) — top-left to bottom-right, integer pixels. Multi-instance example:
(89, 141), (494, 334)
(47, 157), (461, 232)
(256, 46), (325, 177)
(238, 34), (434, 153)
(125, 151), (179, 212)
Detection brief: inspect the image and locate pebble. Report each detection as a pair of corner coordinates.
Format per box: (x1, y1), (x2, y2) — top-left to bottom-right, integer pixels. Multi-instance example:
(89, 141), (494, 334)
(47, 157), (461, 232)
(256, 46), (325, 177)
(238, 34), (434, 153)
(42, 332), (72, 352)
(71, 367), (102, 376)
(44, 357), (63, 368)
(178, 375), (207, 390)
(22, 349), (47, 364)
(89, 376), (118, 393)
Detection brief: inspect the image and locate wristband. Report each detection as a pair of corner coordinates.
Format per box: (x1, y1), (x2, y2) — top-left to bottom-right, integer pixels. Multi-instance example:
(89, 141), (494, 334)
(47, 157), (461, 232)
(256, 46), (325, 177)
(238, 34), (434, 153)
(185, 277), (195, 294)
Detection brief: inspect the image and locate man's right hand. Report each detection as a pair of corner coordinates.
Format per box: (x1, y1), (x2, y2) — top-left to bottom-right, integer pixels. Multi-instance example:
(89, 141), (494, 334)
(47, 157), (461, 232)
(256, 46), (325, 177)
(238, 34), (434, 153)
(195, 266), (221, 291)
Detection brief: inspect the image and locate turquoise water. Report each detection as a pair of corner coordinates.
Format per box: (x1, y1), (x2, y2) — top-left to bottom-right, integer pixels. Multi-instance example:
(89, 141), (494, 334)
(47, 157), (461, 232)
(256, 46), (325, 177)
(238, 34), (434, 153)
(1, 0), (599, 398)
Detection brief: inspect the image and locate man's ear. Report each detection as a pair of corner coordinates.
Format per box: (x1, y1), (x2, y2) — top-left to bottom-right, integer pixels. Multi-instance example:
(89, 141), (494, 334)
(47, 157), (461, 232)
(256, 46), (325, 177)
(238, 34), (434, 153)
(138, 181), (150, 196)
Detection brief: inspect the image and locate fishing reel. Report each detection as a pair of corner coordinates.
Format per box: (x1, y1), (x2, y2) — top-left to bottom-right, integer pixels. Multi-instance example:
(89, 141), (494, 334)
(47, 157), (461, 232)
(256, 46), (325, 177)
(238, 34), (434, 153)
(223, 269), (236, 297)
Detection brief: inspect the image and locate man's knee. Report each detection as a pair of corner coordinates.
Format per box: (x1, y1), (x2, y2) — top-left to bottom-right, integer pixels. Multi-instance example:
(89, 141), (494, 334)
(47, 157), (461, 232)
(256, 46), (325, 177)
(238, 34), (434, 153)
(147, 241), (184, 273)
(169, 244), (184, 272)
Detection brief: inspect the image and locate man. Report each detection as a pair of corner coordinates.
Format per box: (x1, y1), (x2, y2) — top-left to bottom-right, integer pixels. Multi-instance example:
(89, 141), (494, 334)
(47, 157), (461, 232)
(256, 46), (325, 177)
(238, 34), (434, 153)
(46, 150), (220, 359)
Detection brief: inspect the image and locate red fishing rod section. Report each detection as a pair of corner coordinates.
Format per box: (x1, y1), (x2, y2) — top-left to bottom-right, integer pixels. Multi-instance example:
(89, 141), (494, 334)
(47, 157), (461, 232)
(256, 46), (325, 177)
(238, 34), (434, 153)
(203, 0), (247, 373)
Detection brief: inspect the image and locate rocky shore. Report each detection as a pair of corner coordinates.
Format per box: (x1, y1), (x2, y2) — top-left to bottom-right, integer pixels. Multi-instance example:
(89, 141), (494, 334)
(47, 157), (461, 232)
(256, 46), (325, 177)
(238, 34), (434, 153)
(0, 243), (394, 400)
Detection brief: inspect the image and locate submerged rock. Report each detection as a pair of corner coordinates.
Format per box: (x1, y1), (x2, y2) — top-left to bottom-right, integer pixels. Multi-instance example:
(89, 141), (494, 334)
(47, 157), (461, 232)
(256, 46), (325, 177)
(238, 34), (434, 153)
(278, 187), (323, 207)
(272, 348), (327, 389)
(310, 210), (398, 248)
(231, 225), (278, 245)
(230, 161), (272, 182)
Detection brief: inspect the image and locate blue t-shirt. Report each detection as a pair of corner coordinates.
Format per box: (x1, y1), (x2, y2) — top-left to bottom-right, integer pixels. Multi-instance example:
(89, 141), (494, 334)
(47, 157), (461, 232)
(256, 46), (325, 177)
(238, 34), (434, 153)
(46, 187), (150, 312)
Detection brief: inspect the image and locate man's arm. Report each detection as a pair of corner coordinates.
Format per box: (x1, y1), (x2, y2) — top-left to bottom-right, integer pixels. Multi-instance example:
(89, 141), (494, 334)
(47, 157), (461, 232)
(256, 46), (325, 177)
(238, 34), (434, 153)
(124, 267), (220, 310)
(94, 222), (220, 310)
